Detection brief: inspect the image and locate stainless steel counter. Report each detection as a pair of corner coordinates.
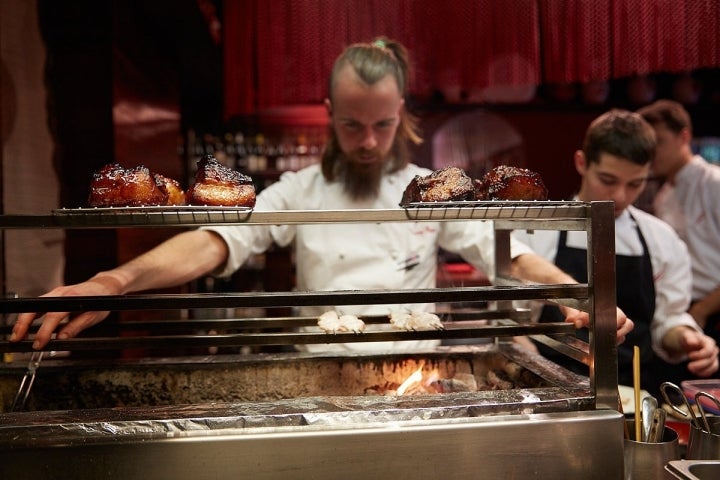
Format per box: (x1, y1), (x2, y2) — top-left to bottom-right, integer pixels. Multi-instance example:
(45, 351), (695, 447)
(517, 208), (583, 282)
(0, 409), (623, 480)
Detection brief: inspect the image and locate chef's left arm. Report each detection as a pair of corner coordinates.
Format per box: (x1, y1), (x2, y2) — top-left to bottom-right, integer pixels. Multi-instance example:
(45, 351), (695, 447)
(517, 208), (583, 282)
(688, 285), (720, 330)
(440, 223), (633, 345)
(649, 226), (719, 377)
(510, 251), (633, 345)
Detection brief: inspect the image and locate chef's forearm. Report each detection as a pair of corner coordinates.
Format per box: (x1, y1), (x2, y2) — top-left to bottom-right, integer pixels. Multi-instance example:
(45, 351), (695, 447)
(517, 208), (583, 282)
(91, 229), (229, 294)
(510, 252), (577, 285)
(689, 285), (720, 328)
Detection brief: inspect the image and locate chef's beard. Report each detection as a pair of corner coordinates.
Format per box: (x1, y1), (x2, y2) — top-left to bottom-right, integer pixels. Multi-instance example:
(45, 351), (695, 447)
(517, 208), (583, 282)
(337, 151), (387, 201)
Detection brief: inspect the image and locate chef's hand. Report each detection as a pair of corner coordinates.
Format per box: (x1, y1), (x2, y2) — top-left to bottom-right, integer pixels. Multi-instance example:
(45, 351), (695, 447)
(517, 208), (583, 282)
(10, 276), (118, 350)
(675, 328), (719, 378)
(561, 306), (633, 345)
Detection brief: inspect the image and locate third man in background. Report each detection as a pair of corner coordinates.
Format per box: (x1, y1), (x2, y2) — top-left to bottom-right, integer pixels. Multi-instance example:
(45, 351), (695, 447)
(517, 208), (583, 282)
(638, 100), (720, 349)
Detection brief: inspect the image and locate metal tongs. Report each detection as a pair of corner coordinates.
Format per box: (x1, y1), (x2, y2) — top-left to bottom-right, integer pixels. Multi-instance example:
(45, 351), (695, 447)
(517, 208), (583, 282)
(695, 390), (720, 434)
(10, 351), (44, 411)
(660, 381), (702, 429)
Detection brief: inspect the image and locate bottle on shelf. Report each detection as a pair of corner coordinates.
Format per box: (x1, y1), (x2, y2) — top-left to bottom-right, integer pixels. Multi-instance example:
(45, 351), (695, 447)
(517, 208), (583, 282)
(245, 135), (258, 172)
(202, 133), (215, 156)
(223, 133), (235, 157)
(274, 136), (289, 172)
(234, 132), (248, 173)
(254, 134), (268, 172)
(294, 134), (308, 171)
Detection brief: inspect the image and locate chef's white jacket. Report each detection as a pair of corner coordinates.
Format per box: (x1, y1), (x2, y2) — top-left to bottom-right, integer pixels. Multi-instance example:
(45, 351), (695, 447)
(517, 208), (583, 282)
(654, 155), (720, 300)
(205, 163), (533, 352)
(515, 205), (701, 362)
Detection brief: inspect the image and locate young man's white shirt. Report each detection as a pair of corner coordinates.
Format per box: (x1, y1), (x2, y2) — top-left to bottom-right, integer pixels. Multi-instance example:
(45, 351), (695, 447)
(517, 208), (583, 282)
(653, 155), (720, 300)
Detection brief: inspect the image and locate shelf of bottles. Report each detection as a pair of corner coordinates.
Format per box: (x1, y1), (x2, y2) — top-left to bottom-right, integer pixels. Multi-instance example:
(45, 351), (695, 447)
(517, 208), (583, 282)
(183, 127), (328, 193)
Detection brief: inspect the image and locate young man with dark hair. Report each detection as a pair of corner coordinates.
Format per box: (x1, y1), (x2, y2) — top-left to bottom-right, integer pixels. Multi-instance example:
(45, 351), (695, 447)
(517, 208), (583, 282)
(517, 109), (718, 395)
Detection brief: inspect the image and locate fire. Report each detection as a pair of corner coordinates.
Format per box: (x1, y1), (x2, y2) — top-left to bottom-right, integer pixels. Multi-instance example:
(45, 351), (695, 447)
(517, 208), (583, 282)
(396, 366), (424, 395)
(395, 364), (441, 396)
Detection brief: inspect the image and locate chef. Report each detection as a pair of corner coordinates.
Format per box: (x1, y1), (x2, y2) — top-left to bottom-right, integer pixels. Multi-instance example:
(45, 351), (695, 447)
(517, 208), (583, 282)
(515, 109), (718, 396)
(11, 37), (633, 353)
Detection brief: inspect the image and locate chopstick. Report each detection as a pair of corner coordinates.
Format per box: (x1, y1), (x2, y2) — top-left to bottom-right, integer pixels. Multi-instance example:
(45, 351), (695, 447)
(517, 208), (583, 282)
(633, 345), (642, 441)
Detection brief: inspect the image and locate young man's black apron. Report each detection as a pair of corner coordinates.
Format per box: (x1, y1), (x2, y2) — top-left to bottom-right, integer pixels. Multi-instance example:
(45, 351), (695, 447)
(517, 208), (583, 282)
(536, 219), (662, 397)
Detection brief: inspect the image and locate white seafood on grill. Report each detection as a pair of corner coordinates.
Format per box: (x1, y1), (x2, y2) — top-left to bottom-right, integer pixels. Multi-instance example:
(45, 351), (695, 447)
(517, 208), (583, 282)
(388, 311), (413, 330)
(389, 310), (444, 331)
(317, 311), (366, 334)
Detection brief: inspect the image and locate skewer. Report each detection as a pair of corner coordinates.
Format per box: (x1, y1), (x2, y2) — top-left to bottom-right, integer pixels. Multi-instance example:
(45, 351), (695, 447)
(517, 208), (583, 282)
(633, 345), (641, 441)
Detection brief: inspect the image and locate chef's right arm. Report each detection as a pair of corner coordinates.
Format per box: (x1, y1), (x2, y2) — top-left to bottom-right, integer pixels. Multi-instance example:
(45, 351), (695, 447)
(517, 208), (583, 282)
(12, 170), (302, 351)
(11, 229), (229, 350)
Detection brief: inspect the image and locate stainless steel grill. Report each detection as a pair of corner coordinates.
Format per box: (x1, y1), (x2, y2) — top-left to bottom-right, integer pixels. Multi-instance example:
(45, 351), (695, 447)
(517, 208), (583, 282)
(0, 201), (624, 479)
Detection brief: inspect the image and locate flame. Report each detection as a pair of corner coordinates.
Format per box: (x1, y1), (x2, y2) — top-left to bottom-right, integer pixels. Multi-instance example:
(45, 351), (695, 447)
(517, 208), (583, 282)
(396, 366), (425, 395)
(395, 364), (442, 396)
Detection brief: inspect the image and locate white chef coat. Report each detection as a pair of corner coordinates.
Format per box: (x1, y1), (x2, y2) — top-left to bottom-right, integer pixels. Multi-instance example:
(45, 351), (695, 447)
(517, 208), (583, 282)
(515, 204), (701, 362)
(205, 163), (533, 352)
(653, 155), (720, 300)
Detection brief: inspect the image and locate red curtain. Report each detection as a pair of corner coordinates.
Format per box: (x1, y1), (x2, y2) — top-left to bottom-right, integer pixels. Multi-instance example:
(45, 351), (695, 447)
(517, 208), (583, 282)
(224, 0), (417, 117)
(539, 0), (612, 83)
(611, 0), (720, 77)
(224, 0), (720, 118)
(223, 0), (256, 115)
(253, 0), (416, 110)
(413, 0), (540, 100)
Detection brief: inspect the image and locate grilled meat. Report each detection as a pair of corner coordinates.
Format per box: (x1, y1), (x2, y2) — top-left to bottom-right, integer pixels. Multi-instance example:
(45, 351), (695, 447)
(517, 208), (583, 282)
(474, 165), (548, 201)
(186, 155), (256, 207)
(400, 166), (475, 204)
(88, 163), (168, 207)
(154, 173), (186, 206)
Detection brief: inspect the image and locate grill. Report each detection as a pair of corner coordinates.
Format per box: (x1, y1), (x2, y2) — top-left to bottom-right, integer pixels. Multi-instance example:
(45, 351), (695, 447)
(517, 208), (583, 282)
(0, 201), (624, 479)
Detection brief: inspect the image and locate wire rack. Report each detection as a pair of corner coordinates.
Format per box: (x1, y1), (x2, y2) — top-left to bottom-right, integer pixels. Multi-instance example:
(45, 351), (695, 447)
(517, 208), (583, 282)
(0, 201), (590, 229)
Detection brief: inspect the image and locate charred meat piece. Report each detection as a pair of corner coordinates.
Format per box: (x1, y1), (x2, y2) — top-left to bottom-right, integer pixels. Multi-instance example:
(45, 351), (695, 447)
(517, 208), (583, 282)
(186, 155), (256, 207)
(88, 163), (168, 207)
(401, 166), (475, 204)
(474, 165), (548, 201)
(154, 173), (186, 206)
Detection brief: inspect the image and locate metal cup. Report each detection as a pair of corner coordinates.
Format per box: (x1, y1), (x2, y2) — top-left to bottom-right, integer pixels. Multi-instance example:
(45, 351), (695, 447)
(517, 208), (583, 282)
(686, 416), (720, 460)
(624, 420), (681, 480)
